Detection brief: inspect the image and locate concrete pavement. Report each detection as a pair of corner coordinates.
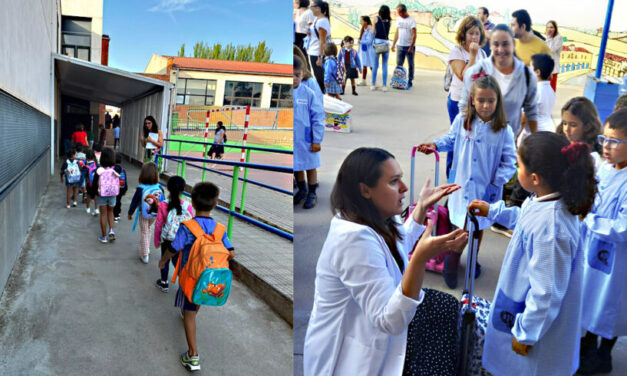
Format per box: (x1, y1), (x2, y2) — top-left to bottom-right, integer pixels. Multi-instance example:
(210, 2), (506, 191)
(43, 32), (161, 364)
(0, 161), (292, 376)
(293, 69), (626, 375)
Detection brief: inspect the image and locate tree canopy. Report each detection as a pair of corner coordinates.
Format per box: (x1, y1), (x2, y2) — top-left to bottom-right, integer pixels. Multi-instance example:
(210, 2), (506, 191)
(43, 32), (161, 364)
(177, 41), (272, 63)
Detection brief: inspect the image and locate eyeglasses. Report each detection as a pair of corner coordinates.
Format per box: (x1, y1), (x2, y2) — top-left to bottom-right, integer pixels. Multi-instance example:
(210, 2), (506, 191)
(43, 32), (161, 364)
(597, 135), (627, 149)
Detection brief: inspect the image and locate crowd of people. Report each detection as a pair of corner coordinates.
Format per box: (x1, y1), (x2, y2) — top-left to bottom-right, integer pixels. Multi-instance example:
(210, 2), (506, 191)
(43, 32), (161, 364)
(60, 115), (234, 372)
(294, 2), (627, 375)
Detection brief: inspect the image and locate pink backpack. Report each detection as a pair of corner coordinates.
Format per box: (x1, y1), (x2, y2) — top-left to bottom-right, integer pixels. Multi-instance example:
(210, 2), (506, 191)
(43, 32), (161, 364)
(98, 167), (120, 197)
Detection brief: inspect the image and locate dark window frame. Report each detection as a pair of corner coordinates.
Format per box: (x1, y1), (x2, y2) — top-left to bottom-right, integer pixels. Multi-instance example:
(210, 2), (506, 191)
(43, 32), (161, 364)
(175, 78), (217, 106)
(223, 81), (263, 108)
(270, 83), (293, 108)
(61, 17), (92, 61)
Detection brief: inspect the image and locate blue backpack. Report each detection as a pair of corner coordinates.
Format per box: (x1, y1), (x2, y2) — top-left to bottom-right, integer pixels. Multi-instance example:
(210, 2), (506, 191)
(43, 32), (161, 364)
(139, 183), (164, 218)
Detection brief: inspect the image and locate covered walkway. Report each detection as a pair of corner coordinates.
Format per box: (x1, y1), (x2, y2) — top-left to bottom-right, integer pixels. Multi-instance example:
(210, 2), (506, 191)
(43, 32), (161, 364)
(0, 161), (292, 375)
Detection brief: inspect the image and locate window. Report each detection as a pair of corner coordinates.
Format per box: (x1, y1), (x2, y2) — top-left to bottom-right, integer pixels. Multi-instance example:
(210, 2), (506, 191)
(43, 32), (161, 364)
(61, 17), (91, 61)
(175, 78), (216, 106)
(223, 81), (262, 107)
(270, 84), (292, 108)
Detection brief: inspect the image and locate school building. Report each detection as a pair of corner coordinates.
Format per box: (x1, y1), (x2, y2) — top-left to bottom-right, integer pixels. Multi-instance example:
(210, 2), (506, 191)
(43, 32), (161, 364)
(0, 0), (172, 294)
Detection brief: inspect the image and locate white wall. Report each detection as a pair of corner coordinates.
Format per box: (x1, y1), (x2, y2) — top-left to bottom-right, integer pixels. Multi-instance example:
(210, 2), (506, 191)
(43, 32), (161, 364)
(0, 0), (58, 115)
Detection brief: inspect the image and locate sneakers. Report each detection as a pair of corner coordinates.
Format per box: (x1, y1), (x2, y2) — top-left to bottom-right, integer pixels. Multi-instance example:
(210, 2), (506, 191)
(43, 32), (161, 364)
(114, 217), (120, 223)
(86, 208), (91, 215)
(357, 79), (367, 86)
(155, 279), (169, 293)
(94, 209), (100, 216)
(98, 235), (108, 244)
(140, 255), (149, 264)
(407, 82), (413, 90)
(490, 224), (512, 238)
(370, 85), (377, 91)
(303, 191), (317, 209)
(108, 230), (115, 242)
(382, 86), (388, 92)
(66, 204), (71, 209)
(72, 201), (77, 207)
(180, 351), (200, 371)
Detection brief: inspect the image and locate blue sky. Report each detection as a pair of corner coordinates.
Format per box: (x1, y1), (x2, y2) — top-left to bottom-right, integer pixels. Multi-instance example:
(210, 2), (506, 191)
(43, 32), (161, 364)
(103, 0), (291, 72)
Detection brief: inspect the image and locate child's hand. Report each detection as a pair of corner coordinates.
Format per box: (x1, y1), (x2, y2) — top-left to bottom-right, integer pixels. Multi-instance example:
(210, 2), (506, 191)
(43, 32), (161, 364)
(311, 143), (321, 152)
(468, 200), (490, 217)
(128, 214), (133, 221)
(228, 250), (235, 260)
(417, 143), (437, 154)
(512, 337), (532, 356)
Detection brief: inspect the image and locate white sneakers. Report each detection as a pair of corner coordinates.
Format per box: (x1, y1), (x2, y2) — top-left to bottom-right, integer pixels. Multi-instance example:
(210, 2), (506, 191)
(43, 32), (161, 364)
(140, 255), (149, 264)
(357, 79), (367, 86)
(382, 86), (388, 92)
(370, 85), (376, 91)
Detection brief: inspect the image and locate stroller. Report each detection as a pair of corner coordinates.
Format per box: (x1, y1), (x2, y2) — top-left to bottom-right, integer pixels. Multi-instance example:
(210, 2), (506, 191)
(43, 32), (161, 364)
(404, 210), (492, 376)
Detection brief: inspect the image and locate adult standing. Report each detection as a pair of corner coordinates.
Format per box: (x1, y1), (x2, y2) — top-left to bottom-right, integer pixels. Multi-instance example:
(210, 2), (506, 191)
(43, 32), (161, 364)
(113, 123), (120, 150)
(545, 20), (563, 91)
(97, 123), (107, 151)
(140, 115), (164, 163)
(357, 16), (375, 86)
(391, 4), (416, 89)
(371, 5), (392, 92)
(71, 123), (89, 148)
(459, 24), (539, 140)
(303, 147), (467, 376)
(306, 0), (331, 94)
(510, 9), (551, 66)
(445, 16), (487, 178)
(294, 0), (315, 63)
(477, 7), (495, 57)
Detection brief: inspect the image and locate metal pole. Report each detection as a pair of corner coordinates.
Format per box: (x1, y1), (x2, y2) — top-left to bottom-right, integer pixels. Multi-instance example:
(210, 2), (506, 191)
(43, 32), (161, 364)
(240, 148), (251, 213)
(181, 160), (187, 179)
(228, 166), (240, 240)
(202, 110), (210, 182)
(240, 105), (250, 171)
(177, 140), (182, 175)
(595, 0), (615, 79)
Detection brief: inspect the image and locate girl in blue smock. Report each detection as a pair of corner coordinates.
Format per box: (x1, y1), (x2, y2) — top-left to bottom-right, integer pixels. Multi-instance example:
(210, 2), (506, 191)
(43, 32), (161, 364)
(357, 16), (375, 86)
(294, 55), (325, 210)
(577, 108), (627, 375)
(418, 74), (516, 288)
(469, 133), (598, 376)
(322, 42), (342, 99)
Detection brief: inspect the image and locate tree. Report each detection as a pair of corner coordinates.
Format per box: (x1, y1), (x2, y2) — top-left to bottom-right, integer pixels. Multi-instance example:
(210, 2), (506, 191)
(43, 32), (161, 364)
(176, 41), (272, 62)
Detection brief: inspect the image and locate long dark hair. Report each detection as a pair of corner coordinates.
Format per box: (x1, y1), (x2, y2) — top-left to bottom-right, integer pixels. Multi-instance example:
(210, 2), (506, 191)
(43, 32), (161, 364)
(557, 97), (602, 153)
(166, 176), (186, 215)
(378, 5), (391, 21)
(143, 115), (158, 138)
(331, 147), (405, 273)
(519, 132), (597, 217)
(313, 0), (329, 19)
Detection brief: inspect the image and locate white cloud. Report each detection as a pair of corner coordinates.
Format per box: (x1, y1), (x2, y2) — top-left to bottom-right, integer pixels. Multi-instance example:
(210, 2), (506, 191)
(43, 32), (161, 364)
(149, 0), (198, 12)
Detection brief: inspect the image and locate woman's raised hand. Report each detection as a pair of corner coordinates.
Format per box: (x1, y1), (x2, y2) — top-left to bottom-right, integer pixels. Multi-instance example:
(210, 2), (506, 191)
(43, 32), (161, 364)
(412, 220), (468, 263)
(468, 200), (490, 217)
(416, 143), (436, 154)
(417, 178), (460, 208)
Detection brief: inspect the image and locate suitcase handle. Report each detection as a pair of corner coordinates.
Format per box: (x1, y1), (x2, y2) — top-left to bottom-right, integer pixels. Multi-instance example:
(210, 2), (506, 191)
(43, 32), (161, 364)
(409, 147), (440, 206)
(463, 209), (481, 306)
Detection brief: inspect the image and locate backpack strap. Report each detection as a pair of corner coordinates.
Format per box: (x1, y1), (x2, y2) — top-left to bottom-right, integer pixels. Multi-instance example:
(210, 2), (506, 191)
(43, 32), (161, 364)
(182, 219), (206, 239)
(211, 223), (226, 242)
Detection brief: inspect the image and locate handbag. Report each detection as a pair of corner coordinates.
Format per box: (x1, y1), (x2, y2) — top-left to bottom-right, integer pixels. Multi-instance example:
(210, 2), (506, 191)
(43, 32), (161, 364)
(373, 17), (390, 54)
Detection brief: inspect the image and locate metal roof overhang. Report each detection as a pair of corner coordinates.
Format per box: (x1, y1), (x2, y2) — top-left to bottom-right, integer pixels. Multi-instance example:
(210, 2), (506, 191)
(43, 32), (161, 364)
(53, 53), (172, 106)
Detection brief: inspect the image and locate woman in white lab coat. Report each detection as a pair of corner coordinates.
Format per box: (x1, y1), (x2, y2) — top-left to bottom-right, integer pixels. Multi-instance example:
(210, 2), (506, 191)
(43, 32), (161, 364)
(303, 147), (468, 375)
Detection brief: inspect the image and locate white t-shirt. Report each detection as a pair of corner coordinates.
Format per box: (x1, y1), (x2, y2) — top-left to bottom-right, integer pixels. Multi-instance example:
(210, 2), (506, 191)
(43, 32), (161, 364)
(295, 8), (315, 34)
(307, 17), (330, 57)
(517, 80), (556, 147)
(448, 45), (487, 101)
(396, 16), (416, 47)
(491, 67), (514, 95)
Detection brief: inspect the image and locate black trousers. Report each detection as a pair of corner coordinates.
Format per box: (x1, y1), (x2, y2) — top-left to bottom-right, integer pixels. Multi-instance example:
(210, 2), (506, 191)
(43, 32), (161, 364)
(309, 55), (326, 94)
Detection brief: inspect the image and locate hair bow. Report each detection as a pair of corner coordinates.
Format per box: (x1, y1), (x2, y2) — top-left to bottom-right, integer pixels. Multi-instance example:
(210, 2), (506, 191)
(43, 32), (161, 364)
(472, 71), (487, 81)
(560, 142), (590, 164)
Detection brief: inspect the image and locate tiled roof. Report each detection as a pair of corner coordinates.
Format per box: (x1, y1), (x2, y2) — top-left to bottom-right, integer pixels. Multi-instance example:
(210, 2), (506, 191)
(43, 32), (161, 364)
(164, 56), (292, 76)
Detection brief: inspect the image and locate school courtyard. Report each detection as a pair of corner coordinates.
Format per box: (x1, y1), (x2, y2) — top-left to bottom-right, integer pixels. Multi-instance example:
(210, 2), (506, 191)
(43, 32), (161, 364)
(293, 68), (626, 375)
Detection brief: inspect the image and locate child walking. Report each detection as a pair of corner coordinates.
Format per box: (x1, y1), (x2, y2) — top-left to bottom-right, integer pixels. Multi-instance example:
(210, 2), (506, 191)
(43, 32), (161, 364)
(338, 36), (362, 95)
(206, 121), (227, 160)
(469, 132), (597, 375)
(154, 176), (193, 292)
(84, 149), (99, 216)
(60, 148), (82, 208)
(157, 182), (235, 372)
(556, 96), (603, 171)
(294, 55), (325, 209)
(89, 148), (120, 243)
(577, 108), (627, 375)
(113, 153), (128, 222)
(357, 15), (374, 86)
(128, 162), (164, 263)
(323, 42), (342, 99)
(418, 74), (516, 288)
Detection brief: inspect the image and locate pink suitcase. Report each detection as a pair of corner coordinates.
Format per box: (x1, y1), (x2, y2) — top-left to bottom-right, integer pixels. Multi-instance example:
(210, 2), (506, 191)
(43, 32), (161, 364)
(406, 146), (458, 273)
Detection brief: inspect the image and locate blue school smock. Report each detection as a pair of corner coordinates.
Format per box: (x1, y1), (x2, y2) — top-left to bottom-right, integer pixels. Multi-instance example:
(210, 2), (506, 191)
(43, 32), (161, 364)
(482, 196), (584, 376)
(359, 28), (375, 67)
(294, 84), (325, 172)
(302, 76), (323, 98)
(581, 162), (627, 338)
(433, 114), (517, 229)
(338, 47), (362, 70)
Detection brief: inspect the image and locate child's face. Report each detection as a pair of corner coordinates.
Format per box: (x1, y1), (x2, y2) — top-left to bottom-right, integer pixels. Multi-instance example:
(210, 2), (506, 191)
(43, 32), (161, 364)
(530, 61), (542, 80)
(561, 110), (585, 144)
(471, 87), (497, 122)
(294, 69), (303, 88)
(344, 40), (353, 49)
(601, 125), (627, 169)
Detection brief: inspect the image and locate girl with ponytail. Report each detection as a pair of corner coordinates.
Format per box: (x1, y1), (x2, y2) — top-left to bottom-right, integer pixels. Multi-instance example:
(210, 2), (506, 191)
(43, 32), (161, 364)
(468, 131), (597, 375)
(153, 176), (194, 292)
